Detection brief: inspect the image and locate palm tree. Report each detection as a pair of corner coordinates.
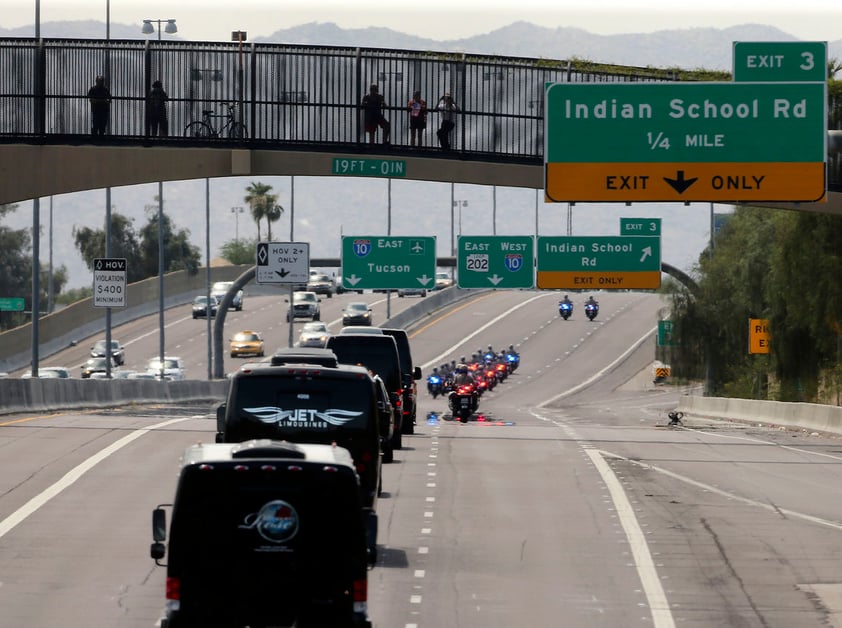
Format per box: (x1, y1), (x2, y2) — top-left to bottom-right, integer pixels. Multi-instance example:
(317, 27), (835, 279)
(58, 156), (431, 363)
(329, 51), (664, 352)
(244, 181), (273, 241)
(265, 202), (284, 240)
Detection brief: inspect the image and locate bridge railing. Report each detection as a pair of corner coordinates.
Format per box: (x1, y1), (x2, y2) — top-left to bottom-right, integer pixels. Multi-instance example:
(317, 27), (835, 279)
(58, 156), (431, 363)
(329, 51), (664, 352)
(1, 38), (840, 188)
(0, 38), (692, 157)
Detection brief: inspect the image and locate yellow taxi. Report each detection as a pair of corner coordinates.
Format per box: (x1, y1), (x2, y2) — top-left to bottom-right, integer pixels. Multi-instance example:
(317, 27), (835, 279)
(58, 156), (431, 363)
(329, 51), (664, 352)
(229, 330), (265, 358)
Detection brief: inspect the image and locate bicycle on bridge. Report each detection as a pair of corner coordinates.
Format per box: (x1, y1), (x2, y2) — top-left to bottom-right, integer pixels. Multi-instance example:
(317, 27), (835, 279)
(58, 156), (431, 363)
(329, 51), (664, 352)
(184, 104), (247, 139)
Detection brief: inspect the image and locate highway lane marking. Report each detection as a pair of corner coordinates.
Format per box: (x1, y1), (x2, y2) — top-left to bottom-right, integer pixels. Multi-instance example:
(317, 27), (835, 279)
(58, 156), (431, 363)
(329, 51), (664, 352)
(418, 292), (552, 371)
(601, 450), (842, 532)
(0, 417), (190, 540)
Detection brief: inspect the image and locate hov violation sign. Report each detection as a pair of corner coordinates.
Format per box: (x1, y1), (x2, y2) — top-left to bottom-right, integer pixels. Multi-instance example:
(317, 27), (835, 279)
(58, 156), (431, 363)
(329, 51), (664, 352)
(93, 257), (127, 308)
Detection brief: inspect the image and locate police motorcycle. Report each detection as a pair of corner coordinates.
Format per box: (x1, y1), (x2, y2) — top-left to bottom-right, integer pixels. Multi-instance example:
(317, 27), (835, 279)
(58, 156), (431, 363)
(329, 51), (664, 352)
(584, 297), (599, 321)
(558, 296), (573, 320)
(427, 368), (444, 398)
(503, 345), (520, 372)
(448, 364), (479, 423)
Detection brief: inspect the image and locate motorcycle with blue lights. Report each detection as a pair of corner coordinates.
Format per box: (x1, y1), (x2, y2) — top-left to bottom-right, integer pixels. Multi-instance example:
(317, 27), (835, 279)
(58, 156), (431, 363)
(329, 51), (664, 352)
(558, 295), (573, 320)
(427, 369), (444, 398)
(584, 296), (599, 321)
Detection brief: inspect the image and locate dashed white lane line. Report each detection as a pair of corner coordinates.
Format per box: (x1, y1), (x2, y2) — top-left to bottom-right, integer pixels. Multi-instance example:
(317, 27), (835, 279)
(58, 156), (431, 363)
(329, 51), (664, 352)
(0, 418), (189, 539)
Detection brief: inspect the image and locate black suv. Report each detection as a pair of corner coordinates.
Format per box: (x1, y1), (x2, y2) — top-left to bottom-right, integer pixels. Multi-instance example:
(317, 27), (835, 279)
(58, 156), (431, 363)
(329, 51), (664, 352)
(325, 333), (404, 450)
(381, 328), (422, 434)
(216, 363), (381, 558)
(150, 440), (372, 628)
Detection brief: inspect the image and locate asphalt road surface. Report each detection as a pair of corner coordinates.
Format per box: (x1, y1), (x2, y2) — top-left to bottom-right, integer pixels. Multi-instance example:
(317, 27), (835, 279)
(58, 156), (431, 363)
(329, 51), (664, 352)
(3, 291), (842, 628)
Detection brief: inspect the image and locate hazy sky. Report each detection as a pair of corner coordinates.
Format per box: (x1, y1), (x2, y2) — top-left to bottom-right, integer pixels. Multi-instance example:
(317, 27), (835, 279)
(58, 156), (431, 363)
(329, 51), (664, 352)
(5, 0), (841, 42)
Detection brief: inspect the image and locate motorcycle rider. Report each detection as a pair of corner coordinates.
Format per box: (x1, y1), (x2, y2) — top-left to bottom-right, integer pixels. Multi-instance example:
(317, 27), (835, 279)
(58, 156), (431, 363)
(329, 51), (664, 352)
(560, 294), (572, 307)
(586, 295), (599, 307)
(450, 363), (479, 412)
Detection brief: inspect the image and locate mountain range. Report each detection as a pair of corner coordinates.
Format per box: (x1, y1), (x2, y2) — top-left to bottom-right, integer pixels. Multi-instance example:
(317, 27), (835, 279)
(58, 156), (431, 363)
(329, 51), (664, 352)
(1, 20), (836, 290)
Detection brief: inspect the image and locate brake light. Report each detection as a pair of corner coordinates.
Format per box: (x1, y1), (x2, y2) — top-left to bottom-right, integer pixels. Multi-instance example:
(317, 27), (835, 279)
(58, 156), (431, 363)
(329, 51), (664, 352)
(354, 578), (368, 603)
(260, 465), (277, 471)
(234, 464), (248, 472)
(198, 464), (214, 471)
(166, 576), (181, 600)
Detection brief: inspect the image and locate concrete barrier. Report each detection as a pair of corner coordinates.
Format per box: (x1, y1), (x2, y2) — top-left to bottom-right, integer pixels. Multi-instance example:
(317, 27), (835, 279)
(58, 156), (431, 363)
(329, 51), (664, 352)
(677, 395), (842, 436)
(0, 284), (482, 416)
(0, 378), (229, 416)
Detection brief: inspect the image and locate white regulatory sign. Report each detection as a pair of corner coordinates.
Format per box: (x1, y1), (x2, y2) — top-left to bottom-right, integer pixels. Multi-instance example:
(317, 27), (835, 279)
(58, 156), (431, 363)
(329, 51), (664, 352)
(93, 257), (127, 308)
(255, 242), (310, 285)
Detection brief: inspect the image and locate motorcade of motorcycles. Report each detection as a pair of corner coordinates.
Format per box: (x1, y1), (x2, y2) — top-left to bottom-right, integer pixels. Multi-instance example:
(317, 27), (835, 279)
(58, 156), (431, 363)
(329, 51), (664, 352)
(559, 301), (573, 320)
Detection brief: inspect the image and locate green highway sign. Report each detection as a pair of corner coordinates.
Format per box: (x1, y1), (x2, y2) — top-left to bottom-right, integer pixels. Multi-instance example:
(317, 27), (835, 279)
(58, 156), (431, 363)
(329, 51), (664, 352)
(545, 82), (826, 164)
(341, 236), (436, 290)
(457, 236), (534, 289)
(733, 41), (827, 83)
(658, 320), (677, 346)
(0, 297), (24, 311)
(332, 157), (406, 178)
(536, 235), (661, 290)
(620, 218), (661, 236)
(544, 81), (827, 203)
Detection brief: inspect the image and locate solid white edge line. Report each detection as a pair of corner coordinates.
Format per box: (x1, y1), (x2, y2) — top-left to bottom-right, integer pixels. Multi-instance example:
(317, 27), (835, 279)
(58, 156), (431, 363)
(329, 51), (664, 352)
(537, 326), (657, 407)
(420, 293), (551, 370)
(0, 417), (189, 539)
(585, 449), (676, 628)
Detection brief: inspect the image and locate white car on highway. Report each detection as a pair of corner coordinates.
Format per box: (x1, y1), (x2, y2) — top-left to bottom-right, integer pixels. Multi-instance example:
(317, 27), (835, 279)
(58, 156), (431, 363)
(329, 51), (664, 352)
(145, 356), (186, 381)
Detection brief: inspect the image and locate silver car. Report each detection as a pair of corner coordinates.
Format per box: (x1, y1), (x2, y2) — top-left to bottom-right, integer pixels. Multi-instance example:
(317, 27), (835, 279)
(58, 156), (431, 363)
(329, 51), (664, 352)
(298, 321), (331, 347)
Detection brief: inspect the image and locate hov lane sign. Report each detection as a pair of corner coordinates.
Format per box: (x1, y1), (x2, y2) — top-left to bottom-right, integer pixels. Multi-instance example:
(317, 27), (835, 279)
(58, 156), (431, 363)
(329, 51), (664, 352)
(457, 236), (534, 289)
(93, 257), (127, 308)
(256, 242), (310, 285)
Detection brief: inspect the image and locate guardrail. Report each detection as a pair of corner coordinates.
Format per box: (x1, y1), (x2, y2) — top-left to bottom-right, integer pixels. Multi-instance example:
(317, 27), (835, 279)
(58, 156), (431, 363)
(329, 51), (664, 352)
(677, 394), (842, 436)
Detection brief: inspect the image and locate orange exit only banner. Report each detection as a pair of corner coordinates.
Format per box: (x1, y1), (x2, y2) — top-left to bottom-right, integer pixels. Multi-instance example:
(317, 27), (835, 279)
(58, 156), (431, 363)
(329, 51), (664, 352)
(545, 162), (826, 203)
(537, 271), (661, 290)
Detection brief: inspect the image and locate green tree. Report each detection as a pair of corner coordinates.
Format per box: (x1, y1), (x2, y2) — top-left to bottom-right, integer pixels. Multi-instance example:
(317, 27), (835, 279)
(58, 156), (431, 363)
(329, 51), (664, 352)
(74, 212), (144, 282)
(244, 181), (284, 241)
(138, 205), (201, 278)
(0, 203), (69, 329)
(220, 237), (257, 265)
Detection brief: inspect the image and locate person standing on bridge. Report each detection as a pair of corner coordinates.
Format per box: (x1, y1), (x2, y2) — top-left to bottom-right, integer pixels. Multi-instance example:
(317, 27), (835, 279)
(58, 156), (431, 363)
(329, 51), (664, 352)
(435, 92), (459, 150)
(407, 90), (427, 146)
(361, 83), (390, 145)
(87, 75), (112, 136)
(146, 80), (169, 137)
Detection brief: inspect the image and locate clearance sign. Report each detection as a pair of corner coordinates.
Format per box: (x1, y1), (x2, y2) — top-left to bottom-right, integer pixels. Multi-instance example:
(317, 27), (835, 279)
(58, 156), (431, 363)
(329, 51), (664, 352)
(543, 82), (826, 203)
(749, 318), (770, 354)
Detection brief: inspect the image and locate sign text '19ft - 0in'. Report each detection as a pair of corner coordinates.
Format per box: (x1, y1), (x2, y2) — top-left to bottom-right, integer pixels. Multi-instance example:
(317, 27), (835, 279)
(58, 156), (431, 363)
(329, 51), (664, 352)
(544, 82), (827, 203)
(332, 158), (406, 178)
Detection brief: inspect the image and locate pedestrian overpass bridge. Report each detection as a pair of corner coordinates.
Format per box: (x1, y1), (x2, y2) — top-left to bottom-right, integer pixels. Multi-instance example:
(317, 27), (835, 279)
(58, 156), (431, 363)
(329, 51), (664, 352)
(0, 37), (840, 213)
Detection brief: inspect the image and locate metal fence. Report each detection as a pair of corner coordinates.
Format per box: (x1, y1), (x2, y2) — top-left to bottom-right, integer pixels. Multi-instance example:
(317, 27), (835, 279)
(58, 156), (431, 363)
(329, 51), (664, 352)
(1, 38), (840, 188)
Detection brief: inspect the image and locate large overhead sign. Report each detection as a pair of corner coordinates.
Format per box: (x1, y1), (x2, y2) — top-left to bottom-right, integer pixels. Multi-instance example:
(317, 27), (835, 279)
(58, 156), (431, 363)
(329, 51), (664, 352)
(536, 236), (661, 290)
(544, 82), (826, 203)
(456, 236), (534, 289)
(341, 236), (436, 290)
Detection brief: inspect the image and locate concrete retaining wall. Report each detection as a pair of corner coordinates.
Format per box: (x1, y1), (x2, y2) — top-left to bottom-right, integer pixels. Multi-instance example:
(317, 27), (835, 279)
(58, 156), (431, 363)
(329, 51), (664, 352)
(0, 378), (229, 416)
(0, 265), (252, 374)
(677, 395), (842, 436)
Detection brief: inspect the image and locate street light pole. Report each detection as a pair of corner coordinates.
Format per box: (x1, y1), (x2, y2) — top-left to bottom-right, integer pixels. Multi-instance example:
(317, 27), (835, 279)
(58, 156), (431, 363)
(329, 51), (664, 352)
(231, 206), (244, 242)
(142, 18), (178, 41)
